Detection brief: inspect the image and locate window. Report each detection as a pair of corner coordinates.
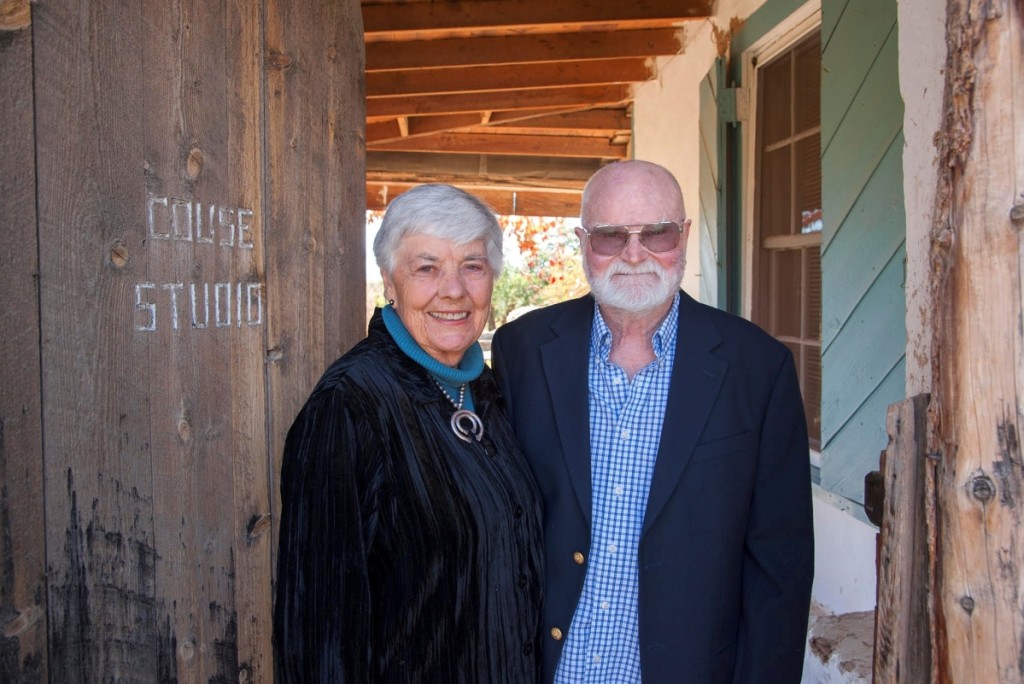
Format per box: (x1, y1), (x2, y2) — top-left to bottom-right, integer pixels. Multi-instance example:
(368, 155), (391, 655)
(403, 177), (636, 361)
(751, 31), (822, 448)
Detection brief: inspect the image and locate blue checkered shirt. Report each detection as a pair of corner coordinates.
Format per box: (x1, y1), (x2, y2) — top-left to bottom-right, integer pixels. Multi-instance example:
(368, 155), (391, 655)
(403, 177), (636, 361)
(554, 294), (680, 683)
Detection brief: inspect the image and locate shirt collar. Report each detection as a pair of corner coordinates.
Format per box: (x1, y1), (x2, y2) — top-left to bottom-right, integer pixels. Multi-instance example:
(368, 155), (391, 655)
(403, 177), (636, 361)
(590, 292), (681, 361)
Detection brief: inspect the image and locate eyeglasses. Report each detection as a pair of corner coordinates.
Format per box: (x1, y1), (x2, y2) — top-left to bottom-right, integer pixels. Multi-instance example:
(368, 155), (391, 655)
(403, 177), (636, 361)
(579, 221), (686, 256)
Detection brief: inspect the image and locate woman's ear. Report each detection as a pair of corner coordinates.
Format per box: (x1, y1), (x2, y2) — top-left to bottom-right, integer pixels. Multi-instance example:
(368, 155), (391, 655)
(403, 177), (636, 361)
(380, 268), (394, 303)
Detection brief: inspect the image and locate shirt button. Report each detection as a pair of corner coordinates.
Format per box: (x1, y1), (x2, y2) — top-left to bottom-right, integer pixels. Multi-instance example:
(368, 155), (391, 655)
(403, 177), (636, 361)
(613, 485), (624, 496)
(600, 600), (610, 610)
(607, 543), (617, 553)
(620, 429), (630, 439)
(550, 627), (564, 641)
(573, 551), (585, 565)
(594, 654), (602, 664)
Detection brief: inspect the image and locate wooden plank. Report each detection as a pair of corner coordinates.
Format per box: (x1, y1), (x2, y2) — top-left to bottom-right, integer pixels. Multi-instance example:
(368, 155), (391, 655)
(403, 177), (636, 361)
(0, 16), (48, 683)
(820, 30), (904, 250)
(820, 0), (896, 145)
(362, 0), (713, 37)
(33, 0), (160, 678)
(874, 395), (933, 683)
(367, 181), (581, 217)
(224, 0), (273, 678)
(366, 28), (683, 69)
(264, 0), (367, 603)
(369, 130), (628, 158)
(488, 108), (631, 131)
(821, 136), (906, 348)
(368, 108), (630, 145)
(820, 248), (906, 443)
(367, 83), (631, 118)
(144, 3), (245, 679)
(367, 58), (652, 97)
(930, 1), (1024, 679)
(820, 360), (906, 503)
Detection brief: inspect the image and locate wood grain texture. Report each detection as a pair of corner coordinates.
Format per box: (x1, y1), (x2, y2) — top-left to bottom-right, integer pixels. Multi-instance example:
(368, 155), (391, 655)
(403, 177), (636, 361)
(33, 1), (159, 679)
(28, 1), (364, 680)
(263, 0), (367, 595)
(819, 0), (906, 507)
(873, 395), (933, 683)
(929, 0), (1024, 679)
(0, 19), (48, 684)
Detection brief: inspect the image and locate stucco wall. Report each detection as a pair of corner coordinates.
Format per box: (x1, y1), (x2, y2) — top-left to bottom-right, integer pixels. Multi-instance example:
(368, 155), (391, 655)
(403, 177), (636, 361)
(632, 1), (764, 298)
(898, 0), (946, 395)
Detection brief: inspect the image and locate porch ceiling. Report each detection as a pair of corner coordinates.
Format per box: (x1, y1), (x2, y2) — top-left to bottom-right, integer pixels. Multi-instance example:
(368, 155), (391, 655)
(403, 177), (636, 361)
(362, 0), (713, 217)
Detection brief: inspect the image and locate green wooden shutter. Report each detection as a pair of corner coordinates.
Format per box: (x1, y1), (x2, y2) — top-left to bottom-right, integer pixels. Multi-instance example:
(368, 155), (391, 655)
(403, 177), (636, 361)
(697, 57), (728, 308)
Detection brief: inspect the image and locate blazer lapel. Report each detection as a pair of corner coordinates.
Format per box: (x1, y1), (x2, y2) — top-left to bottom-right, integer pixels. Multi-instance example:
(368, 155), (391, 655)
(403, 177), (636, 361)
(643, 293), (727, 536)
(540, 296), (595, 526)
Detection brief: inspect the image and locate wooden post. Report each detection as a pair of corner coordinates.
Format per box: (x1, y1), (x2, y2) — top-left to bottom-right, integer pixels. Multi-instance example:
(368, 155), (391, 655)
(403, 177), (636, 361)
(0, 6), (48, 681)
(874, 395), (933, 682)
(5, 1), (365, 681)
(927, 0), (1024, 680)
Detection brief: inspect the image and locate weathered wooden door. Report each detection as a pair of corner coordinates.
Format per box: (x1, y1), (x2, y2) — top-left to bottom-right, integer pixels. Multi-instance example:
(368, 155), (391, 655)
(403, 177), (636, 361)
(0, 0), (365, 680)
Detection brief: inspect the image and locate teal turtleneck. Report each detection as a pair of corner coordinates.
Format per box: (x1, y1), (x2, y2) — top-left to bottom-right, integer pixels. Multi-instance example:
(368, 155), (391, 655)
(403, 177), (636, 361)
(381, 304), (484, 411)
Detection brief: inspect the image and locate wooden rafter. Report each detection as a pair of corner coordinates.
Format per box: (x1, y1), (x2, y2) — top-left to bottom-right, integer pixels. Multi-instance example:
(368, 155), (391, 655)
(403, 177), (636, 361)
(360, 0), (710, 215)
(365, 28), (684, 70)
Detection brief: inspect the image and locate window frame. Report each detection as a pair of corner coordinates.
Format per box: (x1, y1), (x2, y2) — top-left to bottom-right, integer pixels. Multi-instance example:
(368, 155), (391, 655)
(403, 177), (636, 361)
(738, 1), (823, 462)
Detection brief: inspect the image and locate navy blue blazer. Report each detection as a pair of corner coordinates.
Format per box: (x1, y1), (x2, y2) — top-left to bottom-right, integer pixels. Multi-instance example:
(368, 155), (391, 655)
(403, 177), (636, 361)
(491, 292), (814, 684)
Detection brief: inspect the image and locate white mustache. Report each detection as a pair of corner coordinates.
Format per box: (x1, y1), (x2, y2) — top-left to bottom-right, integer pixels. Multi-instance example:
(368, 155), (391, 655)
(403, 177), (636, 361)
(607, 264), (661, 277)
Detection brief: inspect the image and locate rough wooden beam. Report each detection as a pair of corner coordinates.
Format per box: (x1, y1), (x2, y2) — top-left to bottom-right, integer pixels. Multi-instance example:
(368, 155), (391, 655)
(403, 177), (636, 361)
(367, 58), (652, 97)
(366, 28), (683, 69)
(489, 108), (631, 132)
(363, 0), (713, 37)
(367, 181), (581, 217)
(368, 130), (628, 159)
(874, 395), (933, 683)
(926, 0), (1024, 680)
(366, 150), (600, 184)
(367, 83), (631, 118)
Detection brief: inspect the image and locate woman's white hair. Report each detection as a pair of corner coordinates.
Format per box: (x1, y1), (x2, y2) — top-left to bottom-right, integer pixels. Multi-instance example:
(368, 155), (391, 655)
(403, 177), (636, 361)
(373, 184), (504, 277)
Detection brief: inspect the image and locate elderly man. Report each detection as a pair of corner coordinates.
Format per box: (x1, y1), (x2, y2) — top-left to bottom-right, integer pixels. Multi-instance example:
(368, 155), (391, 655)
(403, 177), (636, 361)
(491, 160), (814, 684)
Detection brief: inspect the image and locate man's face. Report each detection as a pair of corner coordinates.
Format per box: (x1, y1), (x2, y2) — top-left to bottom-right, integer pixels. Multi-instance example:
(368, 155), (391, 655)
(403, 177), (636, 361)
(578, 168), (690, 313)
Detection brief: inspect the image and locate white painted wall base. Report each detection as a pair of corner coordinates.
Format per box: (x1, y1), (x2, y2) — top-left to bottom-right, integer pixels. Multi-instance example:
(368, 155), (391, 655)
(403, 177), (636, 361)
(811, 486), (878, 614)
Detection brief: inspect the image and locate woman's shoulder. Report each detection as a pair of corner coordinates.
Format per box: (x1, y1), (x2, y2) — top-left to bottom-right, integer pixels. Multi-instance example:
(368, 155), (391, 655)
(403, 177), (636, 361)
(309, 332), (397, 396)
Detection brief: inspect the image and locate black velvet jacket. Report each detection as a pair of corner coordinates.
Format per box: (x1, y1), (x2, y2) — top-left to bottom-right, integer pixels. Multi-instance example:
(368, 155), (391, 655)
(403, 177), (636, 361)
(274, 311), (544, 683)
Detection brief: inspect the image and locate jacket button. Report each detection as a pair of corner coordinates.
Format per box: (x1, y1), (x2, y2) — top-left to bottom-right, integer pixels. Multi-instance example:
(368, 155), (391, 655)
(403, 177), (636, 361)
(550, 627), (563, 641)
(573, 551), (585, 565)
(517, 573), (528, 588)
(514, 505), (524, 518)
(523, 642), (533, 655)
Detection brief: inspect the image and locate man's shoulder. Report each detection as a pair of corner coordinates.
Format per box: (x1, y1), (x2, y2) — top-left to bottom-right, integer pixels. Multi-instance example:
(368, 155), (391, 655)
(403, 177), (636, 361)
(681, 293), (790, 358)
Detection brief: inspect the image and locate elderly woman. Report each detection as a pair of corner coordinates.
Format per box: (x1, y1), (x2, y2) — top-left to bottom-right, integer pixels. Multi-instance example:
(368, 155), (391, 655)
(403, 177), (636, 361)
(273, 184), (543, 682)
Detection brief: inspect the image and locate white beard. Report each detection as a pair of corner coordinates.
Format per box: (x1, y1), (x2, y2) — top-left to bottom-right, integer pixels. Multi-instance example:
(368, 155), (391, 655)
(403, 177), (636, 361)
(584, 258), (683, 313)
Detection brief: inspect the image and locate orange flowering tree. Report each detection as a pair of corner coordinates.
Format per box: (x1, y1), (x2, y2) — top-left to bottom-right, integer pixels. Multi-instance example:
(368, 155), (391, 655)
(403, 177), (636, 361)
(492, 215), (587, 327)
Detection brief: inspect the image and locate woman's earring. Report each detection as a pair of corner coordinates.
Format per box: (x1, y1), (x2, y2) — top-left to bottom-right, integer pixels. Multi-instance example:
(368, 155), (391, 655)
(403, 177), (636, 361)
(388, 299), (395, 306)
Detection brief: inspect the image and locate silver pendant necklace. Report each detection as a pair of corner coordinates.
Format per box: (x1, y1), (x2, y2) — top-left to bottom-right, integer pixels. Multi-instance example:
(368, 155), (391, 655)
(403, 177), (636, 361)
(433, 379), (484, 443)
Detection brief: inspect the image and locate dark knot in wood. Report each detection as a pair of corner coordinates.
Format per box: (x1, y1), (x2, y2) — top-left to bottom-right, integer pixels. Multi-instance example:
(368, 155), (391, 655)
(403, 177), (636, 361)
(960, 596), (975, 614)
(972, 475), (995, 502)
(1011, 202), (1024, 227)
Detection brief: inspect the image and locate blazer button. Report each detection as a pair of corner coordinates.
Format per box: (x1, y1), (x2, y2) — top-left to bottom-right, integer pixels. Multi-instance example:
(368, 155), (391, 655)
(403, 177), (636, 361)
(550, 627), (563, 641)
(573, 551), (585, 565)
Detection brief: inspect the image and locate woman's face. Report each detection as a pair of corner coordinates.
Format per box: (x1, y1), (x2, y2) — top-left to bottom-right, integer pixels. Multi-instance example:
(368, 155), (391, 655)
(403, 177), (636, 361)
(382, 232), (494, 367)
